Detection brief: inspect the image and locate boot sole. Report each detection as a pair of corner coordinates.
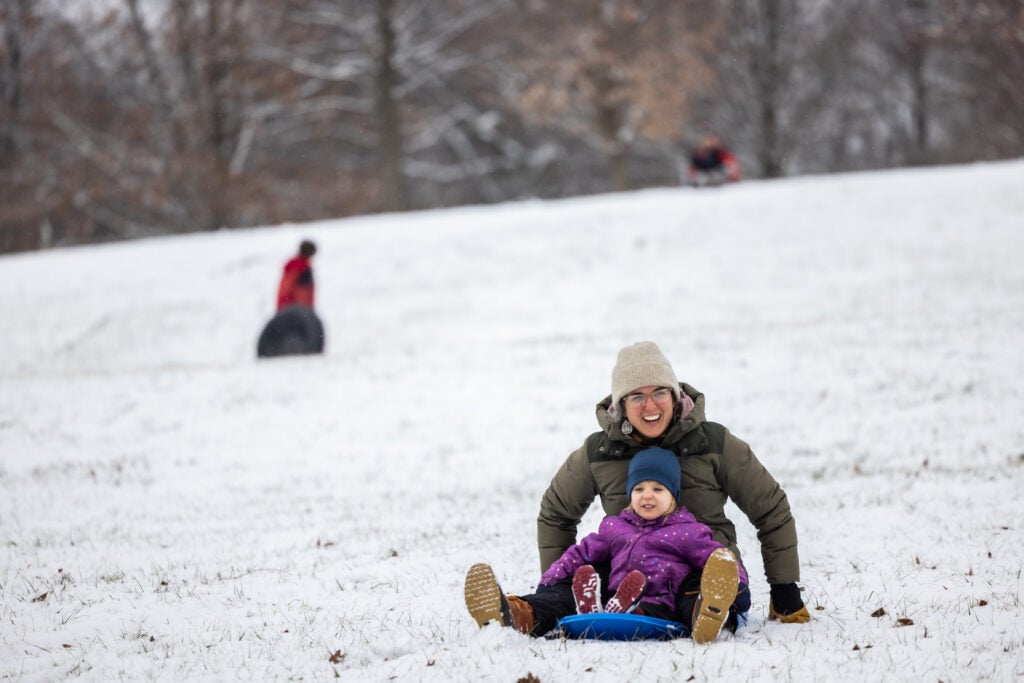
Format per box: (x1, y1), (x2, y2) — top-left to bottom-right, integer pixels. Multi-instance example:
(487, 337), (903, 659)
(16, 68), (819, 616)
(605, 570), (646, 613)
(465, 563), (506, 628)
(572, 565), (602, 614)
(692, 548), (739, 644)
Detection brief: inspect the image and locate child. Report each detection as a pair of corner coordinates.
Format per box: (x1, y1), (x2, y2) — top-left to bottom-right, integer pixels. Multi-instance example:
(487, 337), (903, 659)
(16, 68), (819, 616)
(276, 239), (316, 311)
(464, 447), (751, 643)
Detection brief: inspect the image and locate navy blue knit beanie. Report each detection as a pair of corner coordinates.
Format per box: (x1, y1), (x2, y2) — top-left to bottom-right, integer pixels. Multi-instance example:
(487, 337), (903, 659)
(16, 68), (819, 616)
(626, 447), (680, 500)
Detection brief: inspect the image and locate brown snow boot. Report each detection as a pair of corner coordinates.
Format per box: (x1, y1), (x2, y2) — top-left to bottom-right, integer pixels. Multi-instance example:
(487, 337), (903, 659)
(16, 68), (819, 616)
(691, 548), (739, 644)
(464, 563), (536, 635)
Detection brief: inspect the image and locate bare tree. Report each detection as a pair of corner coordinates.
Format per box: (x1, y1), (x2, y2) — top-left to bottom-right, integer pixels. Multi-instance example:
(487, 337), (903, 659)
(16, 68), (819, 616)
(0, 0), (33, 251)
(782, 0), (919, 172)
(938, 0), (1024, 160)
(509, 0), (715, 191)
(2, 0), (1021, 254)
(265, 0), (517, 212)
(0, 0), (26, 163)
(373, 0), (407, 211)
(856, 0), (943, 165)
(810, 0), (1024, 170)
(1, 2), (130, 250)
(697, 0), (809, 179)
(122, 0), (272, 231)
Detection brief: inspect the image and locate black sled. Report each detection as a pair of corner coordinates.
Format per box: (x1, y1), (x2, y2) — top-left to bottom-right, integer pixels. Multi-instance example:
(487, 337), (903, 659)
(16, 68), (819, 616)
(256, 305), (325, 358)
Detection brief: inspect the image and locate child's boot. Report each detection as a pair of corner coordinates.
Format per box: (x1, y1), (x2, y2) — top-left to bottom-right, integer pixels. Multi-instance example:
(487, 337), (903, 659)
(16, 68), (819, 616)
(691, 548), (739, 644)
(464, 563), (536, 634)
(572, 565), (602, 614)
(605, 570), (646, 613)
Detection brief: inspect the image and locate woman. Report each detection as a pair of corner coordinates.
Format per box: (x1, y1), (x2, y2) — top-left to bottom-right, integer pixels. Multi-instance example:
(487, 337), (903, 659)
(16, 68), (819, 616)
(536, 341), (810, 625)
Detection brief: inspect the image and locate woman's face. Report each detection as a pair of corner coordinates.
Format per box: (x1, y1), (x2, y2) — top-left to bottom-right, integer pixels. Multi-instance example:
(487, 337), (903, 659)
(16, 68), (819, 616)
(630, 480), (676, 520)
(623, 386), (674, 439)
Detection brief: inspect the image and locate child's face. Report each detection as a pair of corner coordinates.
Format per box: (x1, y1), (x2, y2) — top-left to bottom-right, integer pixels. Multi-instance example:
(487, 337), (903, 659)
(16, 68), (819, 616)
(630, 480), (675, 520)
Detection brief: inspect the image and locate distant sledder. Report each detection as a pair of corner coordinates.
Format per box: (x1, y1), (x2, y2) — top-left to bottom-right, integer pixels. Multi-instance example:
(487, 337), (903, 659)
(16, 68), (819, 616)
(257, 239), (325, 358)
(687, 134), (741, 188)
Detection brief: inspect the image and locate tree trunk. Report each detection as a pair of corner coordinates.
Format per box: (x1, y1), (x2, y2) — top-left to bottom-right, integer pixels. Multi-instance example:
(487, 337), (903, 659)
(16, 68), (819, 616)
(908, 39), (929, 163)
(1, 0), (26, 164)
(756, 0), (783, 178)
(373, 0), (408, 212)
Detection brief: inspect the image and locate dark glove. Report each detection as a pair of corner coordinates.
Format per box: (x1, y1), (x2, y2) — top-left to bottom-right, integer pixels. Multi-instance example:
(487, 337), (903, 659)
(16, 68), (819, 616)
(769, 583), (810, 624)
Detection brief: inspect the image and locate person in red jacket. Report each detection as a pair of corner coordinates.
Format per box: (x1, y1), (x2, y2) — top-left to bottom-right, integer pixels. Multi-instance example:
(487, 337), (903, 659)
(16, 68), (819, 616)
(276, 240), (316, 311)
(687, 134), (741, 186)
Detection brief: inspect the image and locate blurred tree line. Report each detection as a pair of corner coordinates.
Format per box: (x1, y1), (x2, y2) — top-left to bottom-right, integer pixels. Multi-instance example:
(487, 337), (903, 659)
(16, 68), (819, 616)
(1, 0), (1021, 253)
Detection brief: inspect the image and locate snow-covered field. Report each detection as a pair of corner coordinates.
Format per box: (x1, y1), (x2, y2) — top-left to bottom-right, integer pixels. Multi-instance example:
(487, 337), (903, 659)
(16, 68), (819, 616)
(2, 161), (1023, 682)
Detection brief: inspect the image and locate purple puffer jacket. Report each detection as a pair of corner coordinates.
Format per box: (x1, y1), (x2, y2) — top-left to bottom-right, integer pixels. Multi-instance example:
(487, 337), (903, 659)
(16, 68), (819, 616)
(539, 507), (749, 611)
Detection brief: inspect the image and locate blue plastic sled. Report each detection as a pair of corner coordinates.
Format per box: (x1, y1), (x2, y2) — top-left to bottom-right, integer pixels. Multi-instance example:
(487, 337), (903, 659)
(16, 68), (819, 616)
(557, 613), (690, 641)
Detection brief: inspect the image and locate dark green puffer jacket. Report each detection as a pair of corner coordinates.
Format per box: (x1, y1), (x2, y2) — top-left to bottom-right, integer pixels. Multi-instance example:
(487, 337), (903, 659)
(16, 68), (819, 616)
(537, 383), (801, 585)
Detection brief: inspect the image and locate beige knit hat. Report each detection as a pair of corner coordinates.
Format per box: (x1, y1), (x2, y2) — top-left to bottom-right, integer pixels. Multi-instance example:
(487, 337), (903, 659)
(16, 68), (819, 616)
(610, 341), (681, 406)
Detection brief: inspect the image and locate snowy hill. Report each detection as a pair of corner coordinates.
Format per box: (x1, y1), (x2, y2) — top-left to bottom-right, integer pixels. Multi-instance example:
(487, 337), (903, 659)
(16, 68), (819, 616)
(2, 161), (1023, 681)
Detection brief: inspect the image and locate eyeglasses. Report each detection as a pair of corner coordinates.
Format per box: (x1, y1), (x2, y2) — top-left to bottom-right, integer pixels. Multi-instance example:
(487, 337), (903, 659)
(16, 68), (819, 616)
(623, 387), (673, 408)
